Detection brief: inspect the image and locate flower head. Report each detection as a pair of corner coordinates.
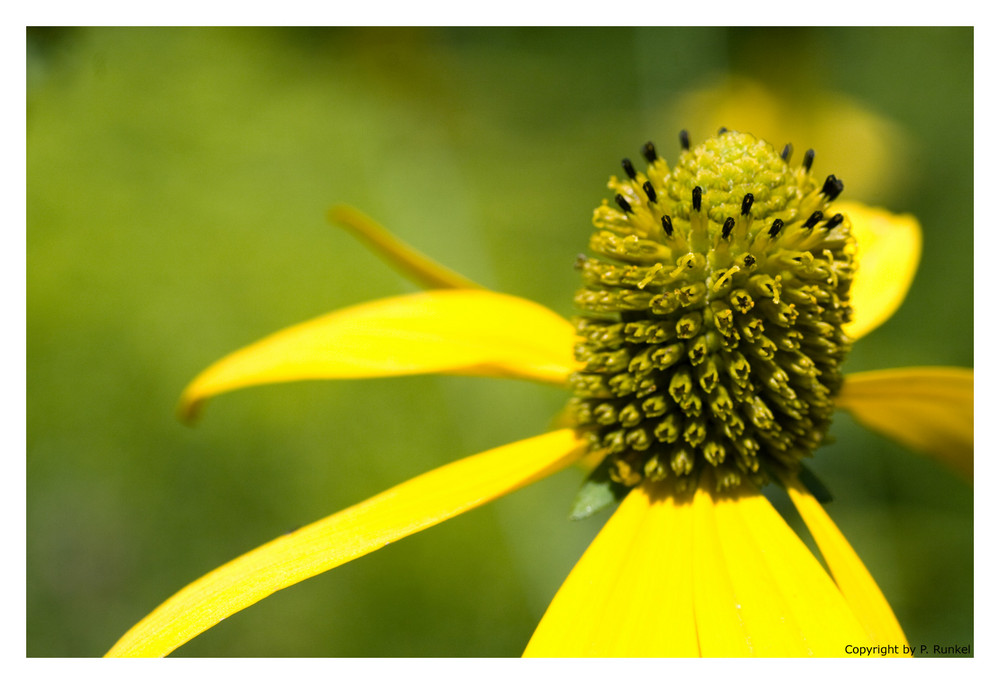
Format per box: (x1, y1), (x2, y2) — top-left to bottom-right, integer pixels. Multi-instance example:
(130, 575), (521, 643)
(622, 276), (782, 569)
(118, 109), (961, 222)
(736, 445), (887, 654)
(106, 130), (972, 658)
(570, 130), (853, 496)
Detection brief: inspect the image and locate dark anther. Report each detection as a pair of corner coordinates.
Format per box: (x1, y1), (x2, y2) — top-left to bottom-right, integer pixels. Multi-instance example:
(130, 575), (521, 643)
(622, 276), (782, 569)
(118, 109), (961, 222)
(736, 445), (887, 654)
(721, 217), (735, 239)
(781, 143), (793, 161)
(573, 253), (588, 270)
(642, 141), (658, 163)
(744, 255), (756, 267)
(679, 129), (690, 150)
(821, 174), (844, 201)
(768, 218), (784, 237)
(621, 158), (637, 180)
(824, 213), (844, 230)
(803, 211), (824, 229)
(692, 187), (702, 212)
(803, 149), (815, 172)
(615, 194), (633, 214)
(741, 193), (754, 216)
(661, 215), (674, 237)
(718, 126), (729, 134)
(642, 181), (657, 203)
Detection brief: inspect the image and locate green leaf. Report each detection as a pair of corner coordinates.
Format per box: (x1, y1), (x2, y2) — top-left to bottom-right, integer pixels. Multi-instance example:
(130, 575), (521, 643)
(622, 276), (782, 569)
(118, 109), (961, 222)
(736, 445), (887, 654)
(569, 457), (628, 520)
(798, 463), (834, 504)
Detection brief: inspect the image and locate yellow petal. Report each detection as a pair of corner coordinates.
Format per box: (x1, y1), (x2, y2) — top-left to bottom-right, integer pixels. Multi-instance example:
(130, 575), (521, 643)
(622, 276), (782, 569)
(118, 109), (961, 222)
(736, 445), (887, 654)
(179, 289), (579, 420)
(840, 201), (922, 339)
(694, 485), (873, 656)
(106, 429), (588, 657)
(704, 490), (808, 656)
(783, 475), (908, 649)
(327, 205), (482, 290)
(523, 483), (698, 657)
(837, 367), (974, 478)
(690, 485), (750, 656)
(526, 480), (874, 657)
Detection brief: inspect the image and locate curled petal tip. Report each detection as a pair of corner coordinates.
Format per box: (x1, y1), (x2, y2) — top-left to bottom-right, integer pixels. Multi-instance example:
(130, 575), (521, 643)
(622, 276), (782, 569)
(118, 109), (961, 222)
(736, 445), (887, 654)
(175, 392), (203, 425)
(326, 203), (362, 227)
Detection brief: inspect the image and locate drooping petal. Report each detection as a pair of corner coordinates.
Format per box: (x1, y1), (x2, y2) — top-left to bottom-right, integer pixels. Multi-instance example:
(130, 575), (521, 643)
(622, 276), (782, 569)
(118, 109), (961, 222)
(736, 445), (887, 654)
(523, 483), (698, 657)
(783, 475), (908, 648)
(327, 205), (482, 290)
(525, 479), (875, 657)
(837, 366), (973, 478)
(106, 429), (587, 658)
(839, 201), (921, 340)
(693, 485), (874, 656)
(179, 290), (579, 420)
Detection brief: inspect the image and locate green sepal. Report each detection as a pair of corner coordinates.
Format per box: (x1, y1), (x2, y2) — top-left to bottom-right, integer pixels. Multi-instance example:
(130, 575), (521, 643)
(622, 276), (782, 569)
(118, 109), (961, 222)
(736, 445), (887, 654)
(569, 456), (629, 520)
(797, 463), (834, 504)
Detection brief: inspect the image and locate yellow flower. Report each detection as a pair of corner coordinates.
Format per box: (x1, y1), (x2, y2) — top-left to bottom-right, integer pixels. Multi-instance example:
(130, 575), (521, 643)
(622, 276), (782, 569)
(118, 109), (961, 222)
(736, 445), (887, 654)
(106, 131), (972, 658)
(668, 76), (913, 206)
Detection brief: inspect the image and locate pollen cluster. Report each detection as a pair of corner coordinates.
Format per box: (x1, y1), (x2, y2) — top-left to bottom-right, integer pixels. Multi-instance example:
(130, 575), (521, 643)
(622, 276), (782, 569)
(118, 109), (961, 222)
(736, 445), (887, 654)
(569, 130), (855, 492)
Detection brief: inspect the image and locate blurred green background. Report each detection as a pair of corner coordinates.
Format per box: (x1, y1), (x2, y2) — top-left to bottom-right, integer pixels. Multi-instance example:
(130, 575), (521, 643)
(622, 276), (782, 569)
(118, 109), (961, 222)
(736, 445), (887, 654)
(27, 27), (973, 657)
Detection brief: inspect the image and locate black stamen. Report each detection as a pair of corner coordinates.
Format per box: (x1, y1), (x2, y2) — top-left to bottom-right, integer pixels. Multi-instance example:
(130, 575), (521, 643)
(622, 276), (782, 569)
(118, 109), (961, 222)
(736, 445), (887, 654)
(621, 158), (637, 180)
(781, 143), (793, 161)
(721, 217), (735, 239)
(768, 219), (784, 237)
(679, 129), (690, 150)
(741, 193), (754, 216)
(802, 149), (815, 172)
(803, 211), (824, 229)
(661, 215), (673, 237)
(615, 194), (633, 214)
(821, 174), (844, 201)
(743, 255), (756, 267)
(642, 141), (657, 163)
(718, 126), (729, 135)
(692, 187), (702, 212)
(824, 213), (844, 230)
(642, 181), (657, 203)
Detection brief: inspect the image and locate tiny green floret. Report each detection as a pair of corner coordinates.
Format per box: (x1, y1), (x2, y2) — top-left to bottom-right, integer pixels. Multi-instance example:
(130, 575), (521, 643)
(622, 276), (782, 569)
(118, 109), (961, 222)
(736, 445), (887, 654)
(569, 130), (855, 496)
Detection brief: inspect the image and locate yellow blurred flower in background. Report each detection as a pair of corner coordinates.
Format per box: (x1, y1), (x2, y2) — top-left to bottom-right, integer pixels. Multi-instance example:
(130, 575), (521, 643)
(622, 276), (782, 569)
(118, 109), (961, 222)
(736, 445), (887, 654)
(668, 77), (913, 205)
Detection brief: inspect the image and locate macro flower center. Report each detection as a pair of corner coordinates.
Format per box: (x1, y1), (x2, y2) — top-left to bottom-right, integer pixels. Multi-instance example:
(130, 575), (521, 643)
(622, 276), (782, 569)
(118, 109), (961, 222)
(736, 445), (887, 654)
(569, 130), (854, 494)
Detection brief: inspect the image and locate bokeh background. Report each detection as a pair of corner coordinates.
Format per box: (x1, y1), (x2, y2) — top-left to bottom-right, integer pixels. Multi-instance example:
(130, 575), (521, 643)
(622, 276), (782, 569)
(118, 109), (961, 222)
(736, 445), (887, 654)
(27, 27), (973, 657)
